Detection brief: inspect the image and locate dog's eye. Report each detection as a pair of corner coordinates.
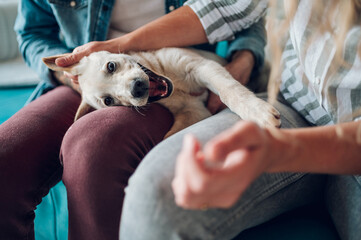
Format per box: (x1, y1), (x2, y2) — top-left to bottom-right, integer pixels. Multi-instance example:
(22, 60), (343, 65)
(104, 96), (114, 106)
(107, 61), (116, 73)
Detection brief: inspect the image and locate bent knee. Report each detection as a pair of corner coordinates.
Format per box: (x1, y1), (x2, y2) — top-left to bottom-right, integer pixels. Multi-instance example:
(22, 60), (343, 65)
(61, 105), (172, 154)
(60, 105), (173, 183)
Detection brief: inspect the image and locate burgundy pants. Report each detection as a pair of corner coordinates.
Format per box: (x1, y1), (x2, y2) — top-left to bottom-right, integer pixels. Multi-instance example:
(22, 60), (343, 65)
(0, 86), (173, 240)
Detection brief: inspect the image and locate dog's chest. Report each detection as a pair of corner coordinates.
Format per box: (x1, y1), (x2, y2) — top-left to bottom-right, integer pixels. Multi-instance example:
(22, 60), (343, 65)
(157, 88), (208, 115)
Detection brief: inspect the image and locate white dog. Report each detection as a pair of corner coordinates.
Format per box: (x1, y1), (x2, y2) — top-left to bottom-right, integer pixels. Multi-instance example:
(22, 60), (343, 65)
(43, 48), (280, 138)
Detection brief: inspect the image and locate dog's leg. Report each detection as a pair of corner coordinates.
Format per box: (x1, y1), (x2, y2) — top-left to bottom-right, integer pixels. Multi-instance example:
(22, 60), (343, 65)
(191, 60), (281, 127)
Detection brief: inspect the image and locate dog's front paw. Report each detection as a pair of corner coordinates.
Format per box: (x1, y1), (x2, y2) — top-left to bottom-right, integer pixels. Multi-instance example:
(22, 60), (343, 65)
(236, 98), (281, 128)
(254, 101), (281, 127)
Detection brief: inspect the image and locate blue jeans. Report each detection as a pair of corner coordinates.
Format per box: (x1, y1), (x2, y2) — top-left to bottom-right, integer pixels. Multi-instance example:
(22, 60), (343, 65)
(120, 94), (361, 240)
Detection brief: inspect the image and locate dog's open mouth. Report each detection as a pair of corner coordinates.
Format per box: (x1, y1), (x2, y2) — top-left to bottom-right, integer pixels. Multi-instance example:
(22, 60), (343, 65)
(138, 63), (173, 103)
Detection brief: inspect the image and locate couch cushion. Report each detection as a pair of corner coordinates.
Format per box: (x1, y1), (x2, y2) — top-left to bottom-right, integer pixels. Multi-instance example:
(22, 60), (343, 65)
(35, 181), (68, 240)
(0, 0), (41, 87)
(0, 0), (19, 61)
(0, 57), (41, 87)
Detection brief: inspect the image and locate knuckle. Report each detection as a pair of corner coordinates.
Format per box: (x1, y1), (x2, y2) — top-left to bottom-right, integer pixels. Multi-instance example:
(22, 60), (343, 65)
(174, 195), (187, 207)
(190, 178), (209, 194)
(73, 41), (101, 58)
(73, 47), (81, 53)
(172, 179), (192, 202)
(87, 41), (101, 52)
(174, 189), (192, 207)
(69, 54), (78, 62)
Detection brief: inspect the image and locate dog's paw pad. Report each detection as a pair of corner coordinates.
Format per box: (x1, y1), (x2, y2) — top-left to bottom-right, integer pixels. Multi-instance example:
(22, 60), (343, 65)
(254, 103), (282, 128)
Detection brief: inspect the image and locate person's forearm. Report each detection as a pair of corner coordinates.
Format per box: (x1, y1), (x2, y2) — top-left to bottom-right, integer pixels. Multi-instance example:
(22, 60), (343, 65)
(107, 6), (208, 52)
(268, 121), (361, 174)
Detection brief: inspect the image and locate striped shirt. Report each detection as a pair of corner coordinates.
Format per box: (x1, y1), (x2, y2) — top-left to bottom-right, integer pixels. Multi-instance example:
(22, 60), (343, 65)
(185, 0), (361, 125)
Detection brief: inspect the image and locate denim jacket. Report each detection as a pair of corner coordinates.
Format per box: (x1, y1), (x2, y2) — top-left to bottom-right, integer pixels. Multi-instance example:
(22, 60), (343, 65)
(14, 0), (266, 100)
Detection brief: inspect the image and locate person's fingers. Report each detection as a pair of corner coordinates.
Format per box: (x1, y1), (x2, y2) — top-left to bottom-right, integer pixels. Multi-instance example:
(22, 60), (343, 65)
(184, 134), (200, 155)
(173, 135), (199, 203)
(173, 135), (214, 209)
(174, 140), (252, 209)
(203, 121), (263, 162)
(56, 51), (85, 67)
(55, 41), (103, 67)
(175, 153), (247, 210)
(182, 134), (209, 176)
(63, 72), (79, 84)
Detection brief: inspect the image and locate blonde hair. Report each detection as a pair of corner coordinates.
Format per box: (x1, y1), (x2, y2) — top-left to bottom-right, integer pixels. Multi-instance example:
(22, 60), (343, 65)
(266, 0), (361, 144)
(266, 0), (361, 103)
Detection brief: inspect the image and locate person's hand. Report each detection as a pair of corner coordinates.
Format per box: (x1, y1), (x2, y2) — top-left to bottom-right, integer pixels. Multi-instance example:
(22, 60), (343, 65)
(55, 36), (131, 67)
(55, 39), (126, 83)
(172, 121), (281, 209)
(63, 72), (79, 84)
(54, 41), (108, 83)
(55, 41), (107, 67)
(52, 71), (81, 93)
(206, 50), (255, 114)
(224, 50), (254, 85)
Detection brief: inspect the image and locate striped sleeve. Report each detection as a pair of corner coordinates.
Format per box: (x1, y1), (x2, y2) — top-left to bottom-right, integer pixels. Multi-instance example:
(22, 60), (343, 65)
(184, 0), (268, 44)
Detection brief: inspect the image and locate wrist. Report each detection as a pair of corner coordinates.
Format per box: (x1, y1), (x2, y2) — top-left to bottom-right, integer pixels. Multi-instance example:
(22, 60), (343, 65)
(231, 51), (255, 73)
(231, 50), (255, 65)
(263, 127), (297, 172)
(226, 50), (255, 85)
(105, 36), (132, 53)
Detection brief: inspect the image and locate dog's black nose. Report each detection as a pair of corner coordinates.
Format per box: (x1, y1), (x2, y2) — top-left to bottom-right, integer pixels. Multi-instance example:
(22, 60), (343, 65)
(131, 78), (148, 98)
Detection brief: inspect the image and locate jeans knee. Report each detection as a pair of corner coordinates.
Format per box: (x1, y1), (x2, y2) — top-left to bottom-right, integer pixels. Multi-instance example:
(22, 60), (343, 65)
(121, 156), (178, 237)
(127, 165), (170, 202)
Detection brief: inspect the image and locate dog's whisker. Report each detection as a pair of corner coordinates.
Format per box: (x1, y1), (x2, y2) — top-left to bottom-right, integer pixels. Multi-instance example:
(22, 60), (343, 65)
(133, 106), (146, 116)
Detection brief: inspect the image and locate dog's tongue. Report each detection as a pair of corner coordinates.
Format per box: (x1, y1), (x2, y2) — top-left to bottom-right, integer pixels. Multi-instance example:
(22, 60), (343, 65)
(149, 80), (167, 97)
(137, 62), (172, 102)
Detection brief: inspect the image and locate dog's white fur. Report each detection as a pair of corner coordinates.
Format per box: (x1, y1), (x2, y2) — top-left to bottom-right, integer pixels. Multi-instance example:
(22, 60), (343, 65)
(43, 48), (280, 138)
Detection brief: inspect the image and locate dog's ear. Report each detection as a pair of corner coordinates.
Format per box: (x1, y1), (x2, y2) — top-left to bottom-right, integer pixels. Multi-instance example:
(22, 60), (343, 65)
(74, 99), (93, 121)
(42, 53), (80, 75)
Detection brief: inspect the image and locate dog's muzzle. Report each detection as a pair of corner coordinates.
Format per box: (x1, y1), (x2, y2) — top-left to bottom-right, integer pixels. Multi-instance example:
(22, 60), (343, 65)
(137, 63), (173, 103)
(131, 78), (149, 98)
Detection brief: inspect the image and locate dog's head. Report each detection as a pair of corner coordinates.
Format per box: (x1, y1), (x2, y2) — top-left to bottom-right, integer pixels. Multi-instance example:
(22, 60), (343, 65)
(43, 51), (173, 120)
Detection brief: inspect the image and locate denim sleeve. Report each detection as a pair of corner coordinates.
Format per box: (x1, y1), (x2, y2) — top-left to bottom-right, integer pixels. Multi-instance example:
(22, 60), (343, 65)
(226, 17), (266, 72)
(14, 0), (71, 84)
